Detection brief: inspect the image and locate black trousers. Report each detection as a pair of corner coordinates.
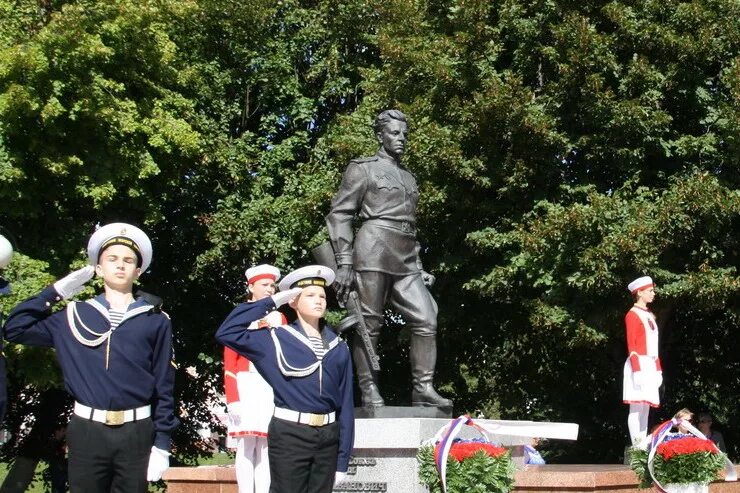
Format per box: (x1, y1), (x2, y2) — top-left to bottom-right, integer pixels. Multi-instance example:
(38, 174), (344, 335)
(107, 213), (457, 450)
(268, 417), (339, 493)
(66, 414), (152, 493)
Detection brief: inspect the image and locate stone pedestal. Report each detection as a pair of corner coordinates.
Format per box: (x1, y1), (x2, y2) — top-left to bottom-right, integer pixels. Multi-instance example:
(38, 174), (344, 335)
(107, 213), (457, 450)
(334, 417), (546, 493)
(354, 406), (452, 419)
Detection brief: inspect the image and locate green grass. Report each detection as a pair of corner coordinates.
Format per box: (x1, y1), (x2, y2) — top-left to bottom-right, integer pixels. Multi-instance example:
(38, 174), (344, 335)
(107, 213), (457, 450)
(197, 452), (233, 466)
(0, 460), (46, 493)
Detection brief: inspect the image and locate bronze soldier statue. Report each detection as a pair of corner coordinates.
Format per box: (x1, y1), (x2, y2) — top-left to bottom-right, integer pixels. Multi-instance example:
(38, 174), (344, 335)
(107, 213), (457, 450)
(325, 109), (452, 409)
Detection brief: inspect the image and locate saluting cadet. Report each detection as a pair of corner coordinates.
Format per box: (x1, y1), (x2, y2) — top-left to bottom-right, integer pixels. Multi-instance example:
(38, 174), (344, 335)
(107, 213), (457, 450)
(3, 223), (178, 491)
(623, 276), (662, 446)
(0, 232), (13, 423)
(216, 265), (354, 493)
(224, 264), (285, 493)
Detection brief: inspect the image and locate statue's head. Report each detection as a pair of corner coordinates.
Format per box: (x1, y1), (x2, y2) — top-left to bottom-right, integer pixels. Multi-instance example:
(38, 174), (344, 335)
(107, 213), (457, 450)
(373, 109), (408, 159)
(373, 109), (407, 134)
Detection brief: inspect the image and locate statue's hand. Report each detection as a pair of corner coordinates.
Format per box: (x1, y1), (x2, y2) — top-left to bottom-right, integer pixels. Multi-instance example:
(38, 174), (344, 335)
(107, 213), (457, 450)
(334, 264), (354, 305)
(421, 270), (435, 288)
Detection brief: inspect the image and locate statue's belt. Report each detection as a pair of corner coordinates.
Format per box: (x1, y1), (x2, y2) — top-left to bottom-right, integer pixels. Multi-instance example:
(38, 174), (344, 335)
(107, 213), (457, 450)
(364, 218), (416, 235)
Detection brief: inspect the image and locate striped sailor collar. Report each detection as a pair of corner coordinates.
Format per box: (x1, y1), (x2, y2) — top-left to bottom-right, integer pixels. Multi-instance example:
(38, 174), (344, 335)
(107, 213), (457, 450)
(280, 320), (341, 352)
(84, 293), (155, 324)
(90, 293), (151, 312)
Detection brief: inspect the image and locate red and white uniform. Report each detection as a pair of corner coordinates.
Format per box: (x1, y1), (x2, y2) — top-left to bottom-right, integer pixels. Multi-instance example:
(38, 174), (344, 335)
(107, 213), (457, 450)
(623, 306), (662, 407)
(224, 311), (286, 440)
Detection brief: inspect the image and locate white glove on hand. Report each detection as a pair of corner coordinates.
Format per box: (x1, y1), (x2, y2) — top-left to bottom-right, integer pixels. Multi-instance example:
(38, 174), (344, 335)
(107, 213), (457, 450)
(271, 287), (303, 308)
(53, 265), (95, 300)
(146, 446), (170, 481)
(334, 471), (347, 486)
(633, 371), (644, 389)
(265, 311), (284, 327)
(228, 402), (242, 426)
(656, 372), (663, 387)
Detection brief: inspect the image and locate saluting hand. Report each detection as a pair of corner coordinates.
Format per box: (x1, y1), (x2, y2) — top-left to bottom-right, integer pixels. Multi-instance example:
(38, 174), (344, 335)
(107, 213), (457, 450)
(334, 265), (354, 305)
(271, 287), (303, 308)
(53, 265), (95, 300)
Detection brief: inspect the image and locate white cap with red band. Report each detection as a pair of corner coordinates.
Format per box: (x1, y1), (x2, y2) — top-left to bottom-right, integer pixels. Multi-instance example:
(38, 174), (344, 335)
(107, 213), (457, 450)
(245, 264), (281, 284)
(628, 276), (654, 293)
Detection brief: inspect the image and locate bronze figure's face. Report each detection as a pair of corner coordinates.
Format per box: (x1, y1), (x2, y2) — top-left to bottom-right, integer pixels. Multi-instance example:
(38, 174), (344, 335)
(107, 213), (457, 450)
(378, 120), (408, 159)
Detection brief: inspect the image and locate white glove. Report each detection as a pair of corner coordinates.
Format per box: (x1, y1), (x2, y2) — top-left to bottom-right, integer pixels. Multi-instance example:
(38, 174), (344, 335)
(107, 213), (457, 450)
(53, 265), (95, 300)
(656, 372), (663, 387)
(146, 446), (170, 481)
(265, 311), (284, 326)
(271, 287), (303, 308)
(633, 371), (644, 389)
(228, 402), (242, 426)
(334, 471), (347, 486)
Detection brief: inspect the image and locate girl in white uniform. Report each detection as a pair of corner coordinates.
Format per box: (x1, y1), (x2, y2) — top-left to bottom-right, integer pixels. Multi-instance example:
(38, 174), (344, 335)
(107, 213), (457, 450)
(623, 276), (663, 445)
(224, 265), (284, 493)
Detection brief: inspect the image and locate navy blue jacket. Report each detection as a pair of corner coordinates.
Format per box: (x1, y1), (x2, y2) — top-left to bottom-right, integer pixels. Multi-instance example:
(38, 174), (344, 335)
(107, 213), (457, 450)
(216, 297), (355, 472)
(3, 286), (178, 450)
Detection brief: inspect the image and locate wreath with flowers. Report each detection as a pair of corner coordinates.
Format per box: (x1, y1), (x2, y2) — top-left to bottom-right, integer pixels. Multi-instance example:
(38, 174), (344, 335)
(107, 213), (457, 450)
(628, 421), (733, 491)
(417, 416), (515, 493)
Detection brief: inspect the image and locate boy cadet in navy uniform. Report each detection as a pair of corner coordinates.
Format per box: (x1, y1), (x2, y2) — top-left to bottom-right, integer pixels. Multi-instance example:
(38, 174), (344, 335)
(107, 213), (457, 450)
(216, 265), (354, 493)
(3, 223), (178, 492)
(0, 233), (13, 423)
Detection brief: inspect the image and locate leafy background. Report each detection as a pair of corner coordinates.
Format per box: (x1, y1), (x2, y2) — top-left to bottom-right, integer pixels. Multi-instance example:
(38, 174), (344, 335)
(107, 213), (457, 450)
(0, 0), (737, 470)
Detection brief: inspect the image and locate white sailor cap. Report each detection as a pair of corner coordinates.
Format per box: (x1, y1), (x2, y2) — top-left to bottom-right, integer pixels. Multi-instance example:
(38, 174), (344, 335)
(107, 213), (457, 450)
(0, 234), (13, 268)
(245, 264), (281, 284)
(87, 223), (153, 272)
(278, 265), (335, 292)
(627, 276), (654, 294)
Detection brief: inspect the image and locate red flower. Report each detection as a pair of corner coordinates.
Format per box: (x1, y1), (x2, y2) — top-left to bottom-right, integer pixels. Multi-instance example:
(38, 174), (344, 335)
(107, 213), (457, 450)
(657, 437), (718, 461)
(434, 441), (508, 462)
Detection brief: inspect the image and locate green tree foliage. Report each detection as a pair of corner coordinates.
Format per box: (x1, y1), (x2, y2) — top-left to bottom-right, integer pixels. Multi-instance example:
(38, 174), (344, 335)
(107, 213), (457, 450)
(0, 0), (738, 464)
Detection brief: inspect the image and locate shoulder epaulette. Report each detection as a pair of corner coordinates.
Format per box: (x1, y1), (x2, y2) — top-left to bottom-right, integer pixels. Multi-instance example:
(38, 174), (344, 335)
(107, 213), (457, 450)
(350, 155), (379, 165)
(135, 290), (163, 313)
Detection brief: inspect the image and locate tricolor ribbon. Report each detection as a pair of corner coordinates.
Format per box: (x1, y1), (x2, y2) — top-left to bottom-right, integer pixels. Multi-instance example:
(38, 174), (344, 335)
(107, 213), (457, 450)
(647, 418), (736, 493)
(430, 415), (491, 493)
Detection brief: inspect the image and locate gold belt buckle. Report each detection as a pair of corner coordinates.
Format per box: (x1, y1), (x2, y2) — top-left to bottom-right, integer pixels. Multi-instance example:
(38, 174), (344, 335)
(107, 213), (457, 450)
(105, 410), (125, 426)
(307, 413), (325, 427)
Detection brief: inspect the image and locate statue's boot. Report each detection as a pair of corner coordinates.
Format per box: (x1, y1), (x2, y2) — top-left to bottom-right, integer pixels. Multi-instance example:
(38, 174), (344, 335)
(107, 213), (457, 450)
(354, 335), (384, 407)
(410, 335), (452, 407)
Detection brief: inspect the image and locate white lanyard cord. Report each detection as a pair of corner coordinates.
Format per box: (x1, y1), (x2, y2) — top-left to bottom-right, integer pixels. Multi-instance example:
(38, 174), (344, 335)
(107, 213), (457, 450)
(67, 302), (112, 347)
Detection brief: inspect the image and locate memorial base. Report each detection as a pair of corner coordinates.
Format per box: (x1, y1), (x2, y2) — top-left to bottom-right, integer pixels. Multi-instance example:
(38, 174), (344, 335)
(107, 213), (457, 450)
(164, 464), (740, 493)
(354, 406), (452, 419)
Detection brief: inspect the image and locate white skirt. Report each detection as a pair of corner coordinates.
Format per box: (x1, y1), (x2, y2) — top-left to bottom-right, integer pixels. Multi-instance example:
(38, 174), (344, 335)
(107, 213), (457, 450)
(228, 366), (274, 438)
(623, 355), (660, 406)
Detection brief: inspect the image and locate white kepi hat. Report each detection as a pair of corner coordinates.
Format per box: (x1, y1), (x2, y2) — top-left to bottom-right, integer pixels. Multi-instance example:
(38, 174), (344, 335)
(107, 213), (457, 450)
(87, 223), (153, 272)
(245, 264), (281, 284)
(279, 265), (335, 292)
(627, 276), (654, 294)
(0, 234), (12, 268)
